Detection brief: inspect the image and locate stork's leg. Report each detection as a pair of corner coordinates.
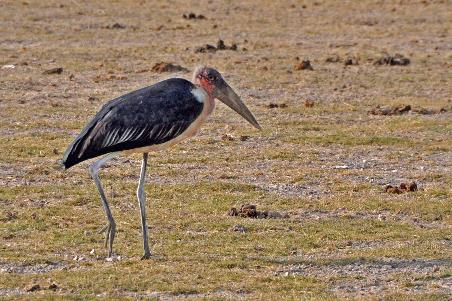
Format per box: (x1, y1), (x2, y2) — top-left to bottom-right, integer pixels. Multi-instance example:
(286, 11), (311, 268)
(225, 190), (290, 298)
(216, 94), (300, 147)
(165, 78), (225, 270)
(137, 152), (151, 259)
(89, 152), (119, 257)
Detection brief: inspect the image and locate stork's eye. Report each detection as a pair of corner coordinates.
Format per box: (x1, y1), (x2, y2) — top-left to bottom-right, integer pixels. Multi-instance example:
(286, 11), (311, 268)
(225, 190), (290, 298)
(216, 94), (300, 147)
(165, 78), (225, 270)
(208, 74), (216, 81)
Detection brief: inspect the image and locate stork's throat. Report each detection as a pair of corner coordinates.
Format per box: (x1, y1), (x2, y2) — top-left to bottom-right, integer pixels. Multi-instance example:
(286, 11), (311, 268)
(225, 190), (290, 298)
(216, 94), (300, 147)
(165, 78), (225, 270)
(191, 86), (215, 115)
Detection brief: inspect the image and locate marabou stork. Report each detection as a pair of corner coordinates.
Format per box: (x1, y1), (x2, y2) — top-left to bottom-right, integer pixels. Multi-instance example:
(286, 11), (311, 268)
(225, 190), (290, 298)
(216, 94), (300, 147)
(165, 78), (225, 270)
(62, 66), (261, 259)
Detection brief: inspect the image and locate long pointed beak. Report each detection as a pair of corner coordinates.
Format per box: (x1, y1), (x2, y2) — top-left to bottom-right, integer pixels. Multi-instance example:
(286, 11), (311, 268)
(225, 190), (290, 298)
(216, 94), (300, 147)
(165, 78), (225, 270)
(214, 82), (261, 130)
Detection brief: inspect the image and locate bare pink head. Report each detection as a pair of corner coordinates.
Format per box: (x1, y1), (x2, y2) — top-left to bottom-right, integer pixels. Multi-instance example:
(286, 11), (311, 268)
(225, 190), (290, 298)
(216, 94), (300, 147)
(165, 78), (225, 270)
(192, 66), (261, 130)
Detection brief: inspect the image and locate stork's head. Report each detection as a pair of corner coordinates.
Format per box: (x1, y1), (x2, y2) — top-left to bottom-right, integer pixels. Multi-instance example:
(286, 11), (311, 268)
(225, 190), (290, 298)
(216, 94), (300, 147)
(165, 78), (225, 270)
(193, 66), (261, 130)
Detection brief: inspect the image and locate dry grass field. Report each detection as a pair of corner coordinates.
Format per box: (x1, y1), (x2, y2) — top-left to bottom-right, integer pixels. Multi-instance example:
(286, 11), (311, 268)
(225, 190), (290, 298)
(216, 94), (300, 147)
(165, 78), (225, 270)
(0, 0), (451, 300)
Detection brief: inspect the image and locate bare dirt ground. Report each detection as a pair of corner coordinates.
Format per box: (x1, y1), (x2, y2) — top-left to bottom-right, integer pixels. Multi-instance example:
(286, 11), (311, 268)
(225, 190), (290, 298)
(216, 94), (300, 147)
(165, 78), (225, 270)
(0, 0), (451, 300)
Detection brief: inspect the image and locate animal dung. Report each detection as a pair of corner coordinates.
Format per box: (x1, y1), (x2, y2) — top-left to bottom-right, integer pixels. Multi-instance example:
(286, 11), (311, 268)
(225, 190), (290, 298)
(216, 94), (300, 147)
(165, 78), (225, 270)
(266, 103), (287, 109)
(384, 182), (418, 194)
(195, 39), (238, 53)
(151, 62), (189, 73)
(183, 13), (206, 20)
(304, 100), (315, 107)
(42, 67), (63, 75)
(369, 105), (447, 115)
(294, 60), (313, 70)
(227, 204), (288, 219)
(374, 53), (410, 66)
(369, 105), (411, 115)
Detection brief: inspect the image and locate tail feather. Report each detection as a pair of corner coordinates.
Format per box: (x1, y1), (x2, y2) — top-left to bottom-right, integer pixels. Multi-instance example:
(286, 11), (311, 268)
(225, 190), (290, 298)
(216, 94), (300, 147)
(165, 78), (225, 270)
(62, 136), (87, 169)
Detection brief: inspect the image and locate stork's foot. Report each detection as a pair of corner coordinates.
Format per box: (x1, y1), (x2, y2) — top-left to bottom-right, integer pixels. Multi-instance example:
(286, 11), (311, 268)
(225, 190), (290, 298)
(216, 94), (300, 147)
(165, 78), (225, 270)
(141, 249), (152, 260)
(98, 220), (116, 257)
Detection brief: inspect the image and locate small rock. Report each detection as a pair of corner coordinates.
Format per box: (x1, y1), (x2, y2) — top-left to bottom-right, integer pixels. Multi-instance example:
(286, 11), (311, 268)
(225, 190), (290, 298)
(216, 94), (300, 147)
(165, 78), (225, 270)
(42, 67), (63, 75)
(227, 207), (239, 216)
(1, 64), (15, 69)
(374, 53), (410, 66)
(216, 39), (226, 50)
(48, 283), (58, 291)
(25, 284), (40, 292)
(228, 204), (287, 219)
(183, 13), (206, 20)
(325, 55), (341, 63)
(194, 40), (237, 53)
(106, 23), (126, 29)
(240, 204), (258, 218)
(267, 211), (283, 219)
(257, 211), (269, 219)
(240, 135), (250, 141)
(231, 224), (247, 233)
(408, 182), (417, 192)
(151, 62), (188, 73)
(304, 100), (315, 108)
(378, 214), (387, 221)
(266, 103), (287, 109)
(221, 134), (235, 141)
(344, 57), (358, 66)
(385, 185), (403, 194)
(194, 44), (217, 53)
(369, 105), (411, 116)
(294, 60), (313, 70)
(412, 107), (447, 115)
(4, 211), (18, 221)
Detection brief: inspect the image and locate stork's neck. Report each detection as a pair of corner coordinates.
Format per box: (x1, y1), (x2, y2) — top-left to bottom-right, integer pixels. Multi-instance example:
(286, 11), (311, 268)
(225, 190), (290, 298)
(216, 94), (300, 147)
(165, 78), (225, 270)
(191, 86), (215, 115)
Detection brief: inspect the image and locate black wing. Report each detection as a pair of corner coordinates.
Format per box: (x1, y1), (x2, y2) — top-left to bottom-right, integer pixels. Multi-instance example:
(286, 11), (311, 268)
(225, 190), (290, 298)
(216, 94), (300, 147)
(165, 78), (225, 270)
(62, 78), (203, 169)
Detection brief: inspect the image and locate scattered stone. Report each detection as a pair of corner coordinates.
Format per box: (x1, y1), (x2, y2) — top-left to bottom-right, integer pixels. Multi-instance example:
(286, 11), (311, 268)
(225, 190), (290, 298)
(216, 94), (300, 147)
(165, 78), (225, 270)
(267, 211), (284, 219)
(385, 182), (418, 194)
(408, 182), (417, 192)
(344, 57), (359, 66)
(95, 74), (127, 81)
(374, 53), (410, 66)
(221, 134), (235, 141)
(240, 204), (258, 218)
(231, 224), (247, 233)
(151, 62), (189, 73)
(369, 105), (411, 115)
(194, 44), (217, 53)
(227, 207), (239, 216)
(1, 64), (15, 69)
(266, 103), (287, 109)
(195, 39), (238, 53)
(25, 283), (40, 292)
(370, 105), (446, 116)
(183, 13), (206, 20)
(2, 211), (18, 221)
(48, 283), (58, 291)
(304, 100), (315, 107)
(228, 204), (288, 219)
(385, 185), (403, 194)
(240, 135), (250, 141)
(42, 67), (63, 75)
(325, 55), (341, 63)
(88, 96), (99, 102)
(106, 23), (126, 29)
(294, 60), (313, 70)
(412, 107), (448, 115)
